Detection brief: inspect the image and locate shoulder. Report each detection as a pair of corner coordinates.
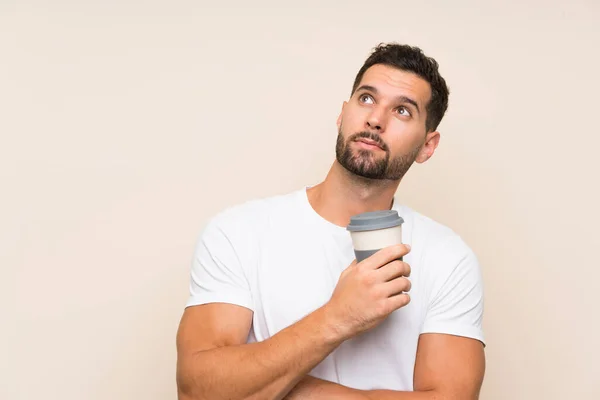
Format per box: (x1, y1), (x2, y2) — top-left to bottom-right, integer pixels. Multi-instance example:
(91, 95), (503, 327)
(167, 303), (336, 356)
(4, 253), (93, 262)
(192, 189), (304, 266)
(204, 189), (304, 238)
(400, 206), (483, 304)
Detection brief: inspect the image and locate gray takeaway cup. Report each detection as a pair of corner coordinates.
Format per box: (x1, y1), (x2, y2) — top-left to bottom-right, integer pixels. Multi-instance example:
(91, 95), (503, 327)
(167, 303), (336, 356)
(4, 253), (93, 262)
(347, 210), (405, 263)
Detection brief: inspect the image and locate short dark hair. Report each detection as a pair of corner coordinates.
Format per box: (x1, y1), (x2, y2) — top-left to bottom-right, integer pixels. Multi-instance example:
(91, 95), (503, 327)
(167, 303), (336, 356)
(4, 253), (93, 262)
(351, 43), (449, 132)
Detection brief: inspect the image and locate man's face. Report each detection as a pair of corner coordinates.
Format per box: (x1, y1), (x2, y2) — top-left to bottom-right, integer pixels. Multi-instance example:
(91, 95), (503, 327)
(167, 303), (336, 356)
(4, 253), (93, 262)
(336, 64), (439, 180)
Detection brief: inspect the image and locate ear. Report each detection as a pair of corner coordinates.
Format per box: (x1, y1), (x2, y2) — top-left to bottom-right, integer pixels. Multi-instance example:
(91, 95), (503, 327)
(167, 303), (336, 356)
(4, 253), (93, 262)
(415, 131), (440, 164)
(336, 101), (347, 129)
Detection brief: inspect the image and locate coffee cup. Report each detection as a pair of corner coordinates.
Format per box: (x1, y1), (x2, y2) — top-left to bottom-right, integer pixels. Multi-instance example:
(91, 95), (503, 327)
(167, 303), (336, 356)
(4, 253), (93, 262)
(347, 210), (404, 263)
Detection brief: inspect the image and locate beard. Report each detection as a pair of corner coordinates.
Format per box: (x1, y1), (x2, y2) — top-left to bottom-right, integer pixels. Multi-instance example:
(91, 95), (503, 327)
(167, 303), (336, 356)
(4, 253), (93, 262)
(335, 128), (421, 181)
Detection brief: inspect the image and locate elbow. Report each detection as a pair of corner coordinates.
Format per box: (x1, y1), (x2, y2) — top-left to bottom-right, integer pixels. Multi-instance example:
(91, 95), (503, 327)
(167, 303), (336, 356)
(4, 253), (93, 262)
(176, 367), (258, 400)
(176, 357), (208, 400)
(176, 369), (198, 400)
(176, 375), (213, 400)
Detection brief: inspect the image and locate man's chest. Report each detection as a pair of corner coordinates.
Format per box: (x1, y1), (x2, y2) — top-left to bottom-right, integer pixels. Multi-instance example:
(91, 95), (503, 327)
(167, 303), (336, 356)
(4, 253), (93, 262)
(246, 238), (423, 390)
(246, 233), (425, 342)
(247, 235), (354, 338)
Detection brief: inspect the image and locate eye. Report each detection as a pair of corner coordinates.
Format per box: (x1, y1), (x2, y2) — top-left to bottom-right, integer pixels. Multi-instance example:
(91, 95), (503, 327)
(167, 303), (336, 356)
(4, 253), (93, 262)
(359, 94), (374, 104)
(396, 106), (412, 117)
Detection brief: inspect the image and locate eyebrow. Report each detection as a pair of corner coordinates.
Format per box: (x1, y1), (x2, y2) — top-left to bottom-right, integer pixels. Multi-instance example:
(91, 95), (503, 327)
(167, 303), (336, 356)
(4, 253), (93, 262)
(356, 84), (421, 114)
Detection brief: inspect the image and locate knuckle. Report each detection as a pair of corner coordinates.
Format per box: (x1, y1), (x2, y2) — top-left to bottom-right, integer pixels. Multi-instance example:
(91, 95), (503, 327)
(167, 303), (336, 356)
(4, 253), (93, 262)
(356, 261), (371, 274)
(384, 246), (397, 258)
(404, 277), (412, 292)
(402, 262), (411, 276)
(392, 260), (403, 275)
(398, 292), (410, 304)
(372, 286), (385, 300)
(359, 271), (375, 286)
(375, 300), (390, 316)
(387, 244), (409, 261)
(393, 244), (405, 255)
(362, 256), (378, 269)
(394, 293), (410, 308)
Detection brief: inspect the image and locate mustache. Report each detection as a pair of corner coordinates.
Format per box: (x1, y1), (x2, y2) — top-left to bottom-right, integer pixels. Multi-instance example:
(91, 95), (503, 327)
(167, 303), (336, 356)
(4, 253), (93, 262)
(348, 131), (389, 152)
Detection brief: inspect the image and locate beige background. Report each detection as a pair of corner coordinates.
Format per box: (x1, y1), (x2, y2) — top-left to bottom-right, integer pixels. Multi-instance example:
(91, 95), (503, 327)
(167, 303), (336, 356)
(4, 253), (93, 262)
(2, 1), (599, 399)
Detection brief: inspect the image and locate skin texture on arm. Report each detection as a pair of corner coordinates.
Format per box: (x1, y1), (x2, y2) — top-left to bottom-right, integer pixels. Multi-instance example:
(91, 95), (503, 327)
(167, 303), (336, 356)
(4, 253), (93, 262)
(176, 302), (342, 400)
(284, 333), (485, 400)
(176, 245), (412, 400)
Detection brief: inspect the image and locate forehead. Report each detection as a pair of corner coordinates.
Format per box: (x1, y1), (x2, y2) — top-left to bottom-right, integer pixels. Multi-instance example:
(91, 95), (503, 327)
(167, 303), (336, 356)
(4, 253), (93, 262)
(357, 64), (431, 108)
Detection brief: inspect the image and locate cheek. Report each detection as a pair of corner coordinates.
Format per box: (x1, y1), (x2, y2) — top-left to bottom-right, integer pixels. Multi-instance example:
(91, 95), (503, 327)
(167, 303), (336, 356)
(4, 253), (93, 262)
(387, 123), (425, 154)
(341, 107), (367, 129)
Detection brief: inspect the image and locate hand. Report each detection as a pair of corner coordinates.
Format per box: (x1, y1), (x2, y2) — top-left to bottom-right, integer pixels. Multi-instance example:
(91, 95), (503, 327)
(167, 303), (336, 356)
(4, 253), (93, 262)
(325, 244), (412, 341)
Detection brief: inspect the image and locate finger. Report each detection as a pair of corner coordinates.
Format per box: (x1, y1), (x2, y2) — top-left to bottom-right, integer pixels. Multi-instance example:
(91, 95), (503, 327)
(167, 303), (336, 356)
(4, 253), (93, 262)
(361, 244), (411, 270)
(375, 260), (411, 281)
(385, 293), (411, 312)
(382, 276), (411, 297)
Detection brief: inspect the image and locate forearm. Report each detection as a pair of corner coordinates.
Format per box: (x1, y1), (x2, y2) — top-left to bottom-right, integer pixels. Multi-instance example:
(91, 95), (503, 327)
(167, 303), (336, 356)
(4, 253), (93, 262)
(364, 389), (438, 400)
(285, 377), (439, 400)
(177, 305), (342, 400)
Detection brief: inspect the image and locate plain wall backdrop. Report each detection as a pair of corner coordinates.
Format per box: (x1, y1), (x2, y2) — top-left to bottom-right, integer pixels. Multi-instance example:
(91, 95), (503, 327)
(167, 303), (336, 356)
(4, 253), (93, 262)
(2, 1), (599, 399)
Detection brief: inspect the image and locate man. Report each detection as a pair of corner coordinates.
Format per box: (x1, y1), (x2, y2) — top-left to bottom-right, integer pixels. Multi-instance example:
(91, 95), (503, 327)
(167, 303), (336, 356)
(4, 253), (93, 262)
(176, 43), (485, 400)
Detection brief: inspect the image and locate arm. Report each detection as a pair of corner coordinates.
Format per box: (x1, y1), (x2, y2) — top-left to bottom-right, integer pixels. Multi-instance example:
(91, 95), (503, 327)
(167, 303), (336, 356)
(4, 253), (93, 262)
(369, 333), (485, 399)
(286, 238), (486, 400)
(285, 333), (485, 400)
(177, 215), (344, 400)
(176, 302), (343, 400)
(176, 244), (412, 400)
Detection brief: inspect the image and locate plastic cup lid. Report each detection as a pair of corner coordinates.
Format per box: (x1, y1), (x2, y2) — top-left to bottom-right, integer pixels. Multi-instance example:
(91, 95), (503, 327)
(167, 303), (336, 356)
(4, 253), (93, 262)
(346, 210), (404, 232)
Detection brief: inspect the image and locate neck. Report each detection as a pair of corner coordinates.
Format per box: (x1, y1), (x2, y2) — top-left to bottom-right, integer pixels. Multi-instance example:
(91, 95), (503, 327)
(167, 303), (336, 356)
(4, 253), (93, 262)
(307, 161), (401, 227)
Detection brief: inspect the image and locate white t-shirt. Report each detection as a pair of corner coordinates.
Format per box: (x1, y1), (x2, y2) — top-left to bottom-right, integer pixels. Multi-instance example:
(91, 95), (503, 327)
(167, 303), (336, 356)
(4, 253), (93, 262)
(186, 188), (485, 391)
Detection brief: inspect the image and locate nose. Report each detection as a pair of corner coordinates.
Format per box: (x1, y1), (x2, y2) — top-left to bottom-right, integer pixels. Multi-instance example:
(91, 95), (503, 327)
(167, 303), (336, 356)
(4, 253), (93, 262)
(366, 107), (385, 133)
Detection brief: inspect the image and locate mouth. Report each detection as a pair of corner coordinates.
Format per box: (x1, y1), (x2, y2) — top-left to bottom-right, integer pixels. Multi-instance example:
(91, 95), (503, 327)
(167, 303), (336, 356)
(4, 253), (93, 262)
(355, 138), (384, 151)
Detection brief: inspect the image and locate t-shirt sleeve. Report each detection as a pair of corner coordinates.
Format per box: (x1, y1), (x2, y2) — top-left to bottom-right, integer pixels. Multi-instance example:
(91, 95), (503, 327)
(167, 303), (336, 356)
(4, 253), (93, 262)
(185, 216), (254, 311)
(420, 238), (485, 345)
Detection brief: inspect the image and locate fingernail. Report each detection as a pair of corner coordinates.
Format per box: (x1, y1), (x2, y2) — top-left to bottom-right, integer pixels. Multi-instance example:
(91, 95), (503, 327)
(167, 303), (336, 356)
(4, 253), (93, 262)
(406, 244), (411, 250)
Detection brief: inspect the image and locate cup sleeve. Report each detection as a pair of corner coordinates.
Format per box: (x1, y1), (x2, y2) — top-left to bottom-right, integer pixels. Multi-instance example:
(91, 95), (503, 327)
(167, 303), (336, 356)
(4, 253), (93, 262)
(185, 217), (254, 312)
(420, 239), (485, 345)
